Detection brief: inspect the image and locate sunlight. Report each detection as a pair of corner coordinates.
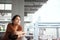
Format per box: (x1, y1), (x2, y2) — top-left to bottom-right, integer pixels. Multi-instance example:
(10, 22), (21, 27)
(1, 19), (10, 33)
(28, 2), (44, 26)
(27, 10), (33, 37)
(32, 0), (60, 23)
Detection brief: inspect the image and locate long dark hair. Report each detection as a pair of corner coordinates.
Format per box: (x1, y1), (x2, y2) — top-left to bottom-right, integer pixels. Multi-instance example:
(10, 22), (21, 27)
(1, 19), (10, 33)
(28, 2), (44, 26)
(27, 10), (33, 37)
(11, 15), (21, 24)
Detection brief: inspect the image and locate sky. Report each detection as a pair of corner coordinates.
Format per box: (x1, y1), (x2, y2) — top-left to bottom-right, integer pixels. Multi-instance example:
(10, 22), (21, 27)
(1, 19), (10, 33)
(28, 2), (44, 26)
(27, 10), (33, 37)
(32, 0), (60, 23)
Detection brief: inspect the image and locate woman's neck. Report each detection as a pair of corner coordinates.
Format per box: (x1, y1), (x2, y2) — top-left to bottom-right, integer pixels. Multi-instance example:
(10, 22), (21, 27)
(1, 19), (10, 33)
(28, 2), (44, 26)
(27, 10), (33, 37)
(14, 24), (19, 27)
(12, 23), (19, 27)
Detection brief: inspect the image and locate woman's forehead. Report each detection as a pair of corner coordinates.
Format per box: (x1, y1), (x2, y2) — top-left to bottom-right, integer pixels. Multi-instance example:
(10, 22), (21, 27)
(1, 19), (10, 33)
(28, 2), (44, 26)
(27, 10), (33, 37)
(15, 17), (21, 19)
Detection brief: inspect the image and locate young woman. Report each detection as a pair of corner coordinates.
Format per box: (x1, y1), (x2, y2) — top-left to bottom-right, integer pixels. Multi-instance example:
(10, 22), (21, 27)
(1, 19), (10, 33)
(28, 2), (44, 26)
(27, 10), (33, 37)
(2, 15), (25, 40)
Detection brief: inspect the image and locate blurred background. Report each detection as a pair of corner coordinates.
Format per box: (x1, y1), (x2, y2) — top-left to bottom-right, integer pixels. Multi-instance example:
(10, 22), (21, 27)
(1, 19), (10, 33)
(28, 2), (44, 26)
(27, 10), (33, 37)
(0, 0), (60, 40)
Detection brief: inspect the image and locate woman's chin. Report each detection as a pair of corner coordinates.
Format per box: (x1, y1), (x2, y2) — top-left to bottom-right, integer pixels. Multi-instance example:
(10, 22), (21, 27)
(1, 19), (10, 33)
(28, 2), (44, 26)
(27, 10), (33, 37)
(15, 23), (20, 25)
(17, 24), (20, 25)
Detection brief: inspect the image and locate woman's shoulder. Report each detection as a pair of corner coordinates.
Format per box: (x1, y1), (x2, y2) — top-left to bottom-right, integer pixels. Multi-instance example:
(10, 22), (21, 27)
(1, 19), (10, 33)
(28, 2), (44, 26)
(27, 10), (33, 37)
(19, 25), (22, 27)
(18, 25), (23, 29)
(6, 23), (12, 29)
(7, 23), (12, 26)
(18, 25), (23, 31)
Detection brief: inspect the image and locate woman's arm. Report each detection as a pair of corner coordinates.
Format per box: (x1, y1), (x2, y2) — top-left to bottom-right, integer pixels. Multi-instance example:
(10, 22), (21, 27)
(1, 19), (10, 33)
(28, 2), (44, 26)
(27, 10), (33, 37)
(15, 31), (26, 37)
(15, 31), (25, 35)
(15, 26), (26, 38)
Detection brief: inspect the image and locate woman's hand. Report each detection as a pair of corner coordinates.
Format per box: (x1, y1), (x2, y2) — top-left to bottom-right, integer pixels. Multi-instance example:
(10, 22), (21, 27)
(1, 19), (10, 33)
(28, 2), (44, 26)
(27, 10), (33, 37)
(14, 31), (26, 38)
(18, 31), (26, 38)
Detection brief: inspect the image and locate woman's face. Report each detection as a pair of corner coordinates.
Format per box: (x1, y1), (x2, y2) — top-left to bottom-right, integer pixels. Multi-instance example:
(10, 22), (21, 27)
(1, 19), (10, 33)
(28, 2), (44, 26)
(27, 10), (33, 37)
(13, 16), (21, 25)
